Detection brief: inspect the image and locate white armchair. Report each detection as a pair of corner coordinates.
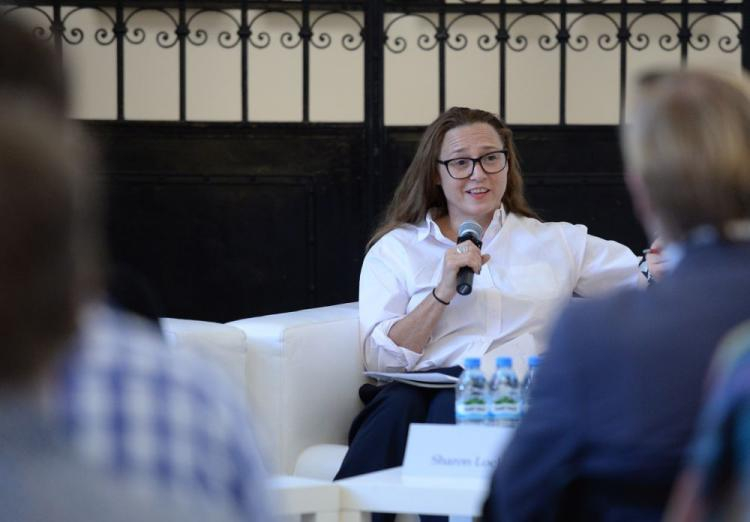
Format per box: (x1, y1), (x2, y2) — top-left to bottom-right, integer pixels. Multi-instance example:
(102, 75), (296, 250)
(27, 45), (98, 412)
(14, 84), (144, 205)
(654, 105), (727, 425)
(162, 304), (364, 477)
(160, 317), (250, 400)
(229, 302), (364, 476)
(162, 307), (422, 521)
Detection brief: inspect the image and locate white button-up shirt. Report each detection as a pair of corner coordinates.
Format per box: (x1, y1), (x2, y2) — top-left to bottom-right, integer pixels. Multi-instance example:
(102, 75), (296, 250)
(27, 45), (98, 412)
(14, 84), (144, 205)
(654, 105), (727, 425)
(360, 209), (645, 374)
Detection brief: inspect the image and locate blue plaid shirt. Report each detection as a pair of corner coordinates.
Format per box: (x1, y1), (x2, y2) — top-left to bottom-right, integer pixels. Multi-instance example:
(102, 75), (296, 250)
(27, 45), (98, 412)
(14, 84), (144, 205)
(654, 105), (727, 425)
(53, 305), (270, 521)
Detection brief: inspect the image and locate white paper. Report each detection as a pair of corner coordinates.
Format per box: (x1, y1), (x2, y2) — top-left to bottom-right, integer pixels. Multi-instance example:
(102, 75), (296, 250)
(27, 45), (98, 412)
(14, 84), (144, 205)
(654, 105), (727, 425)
(364, 371), (458, 388)
(403, 423), (515, 480)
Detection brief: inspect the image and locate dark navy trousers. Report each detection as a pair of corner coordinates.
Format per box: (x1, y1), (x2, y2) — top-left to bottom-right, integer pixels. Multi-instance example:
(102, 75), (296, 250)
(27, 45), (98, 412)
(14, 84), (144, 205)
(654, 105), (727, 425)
(334, 381), (456, 522)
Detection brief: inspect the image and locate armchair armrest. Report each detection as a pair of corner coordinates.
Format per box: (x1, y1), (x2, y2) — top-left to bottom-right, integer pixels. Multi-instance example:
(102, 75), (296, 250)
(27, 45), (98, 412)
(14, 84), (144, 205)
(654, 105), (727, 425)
(229, 302), (363, 474)
(159, 317), (249, 400)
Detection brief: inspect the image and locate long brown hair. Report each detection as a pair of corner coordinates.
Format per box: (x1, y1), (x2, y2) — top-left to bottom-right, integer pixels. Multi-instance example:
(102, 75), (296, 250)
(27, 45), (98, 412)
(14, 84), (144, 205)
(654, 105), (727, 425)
(368, 107), (538, 249)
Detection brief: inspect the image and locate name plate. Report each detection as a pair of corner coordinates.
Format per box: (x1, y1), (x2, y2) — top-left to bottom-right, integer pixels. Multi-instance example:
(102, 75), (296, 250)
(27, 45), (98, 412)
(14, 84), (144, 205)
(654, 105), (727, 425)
(402, 423), (514, 480)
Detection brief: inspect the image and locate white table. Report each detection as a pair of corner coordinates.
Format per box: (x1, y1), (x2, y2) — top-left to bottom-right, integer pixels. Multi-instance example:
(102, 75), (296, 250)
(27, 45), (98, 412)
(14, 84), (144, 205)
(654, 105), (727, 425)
(336, 466), (489, 522)
(269, 475), (340, 521)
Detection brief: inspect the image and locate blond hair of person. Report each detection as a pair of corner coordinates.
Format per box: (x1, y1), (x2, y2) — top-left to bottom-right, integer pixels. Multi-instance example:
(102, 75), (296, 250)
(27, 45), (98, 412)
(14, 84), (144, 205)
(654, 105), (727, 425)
(623, 70), (750, 243)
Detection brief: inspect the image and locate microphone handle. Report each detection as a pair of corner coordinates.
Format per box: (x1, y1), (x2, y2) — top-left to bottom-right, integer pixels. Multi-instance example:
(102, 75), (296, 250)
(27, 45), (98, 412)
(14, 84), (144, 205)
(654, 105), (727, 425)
(455, 237), (483, 296)
(456, 266), (474, 295)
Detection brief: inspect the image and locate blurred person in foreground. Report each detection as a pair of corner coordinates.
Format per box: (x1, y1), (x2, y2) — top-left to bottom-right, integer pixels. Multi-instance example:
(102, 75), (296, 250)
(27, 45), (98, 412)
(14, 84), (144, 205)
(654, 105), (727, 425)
(0, 15), (164, 333)
(0, 17), (270, 521)
(666, 321), (750, 522)
(0, 98), (211, 522)
(483, 69), (750, 521)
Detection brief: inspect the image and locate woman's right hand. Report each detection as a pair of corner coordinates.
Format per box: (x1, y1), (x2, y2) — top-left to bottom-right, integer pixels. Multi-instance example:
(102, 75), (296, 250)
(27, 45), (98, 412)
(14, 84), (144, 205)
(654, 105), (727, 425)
(434, 240), (490, 303)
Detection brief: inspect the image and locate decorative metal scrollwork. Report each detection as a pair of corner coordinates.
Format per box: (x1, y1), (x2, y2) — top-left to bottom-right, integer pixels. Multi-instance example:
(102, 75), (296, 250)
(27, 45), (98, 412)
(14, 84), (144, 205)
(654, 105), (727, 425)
(124, 9), (179, 48)
(184, 9), (241, 47)
(246, 10), (301, 50)
(478, 26), (507, 52)
(445, 13), (498, 52)
(384, 13), (438, 53)
(626, 13), (681, 51)
(718, 33), (740, 53)
(688, 13), (741, 52)
(658, 33), (681, 52)
(1, 3), (741, 58)
(93, 8), (119, 47)
(60, 7), (114, 45)
(310, 11), (364, 51)
(566, 14), (620, 52)
(95, 27), (115, 45)
(506, 14), (560, 52)
(1, 5), (54, 40)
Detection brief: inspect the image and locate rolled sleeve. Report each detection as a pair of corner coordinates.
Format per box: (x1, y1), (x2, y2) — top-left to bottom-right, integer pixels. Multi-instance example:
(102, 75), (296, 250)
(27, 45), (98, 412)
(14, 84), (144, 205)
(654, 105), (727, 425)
(562, 224), (644, 296)
(359, 232), (423, 372)
(365, 316), (424, 371)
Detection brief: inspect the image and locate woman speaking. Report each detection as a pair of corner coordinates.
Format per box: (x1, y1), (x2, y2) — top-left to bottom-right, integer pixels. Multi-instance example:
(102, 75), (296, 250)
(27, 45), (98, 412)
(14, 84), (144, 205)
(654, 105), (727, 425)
(335, 107), (653, 522)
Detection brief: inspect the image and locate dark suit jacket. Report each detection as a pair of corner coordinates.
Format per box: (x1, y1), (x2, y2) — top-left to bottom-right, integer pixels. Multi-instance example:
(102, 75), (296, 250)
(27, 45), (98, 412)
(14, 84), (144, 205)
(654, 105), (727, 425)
(483, 241), (750, 522)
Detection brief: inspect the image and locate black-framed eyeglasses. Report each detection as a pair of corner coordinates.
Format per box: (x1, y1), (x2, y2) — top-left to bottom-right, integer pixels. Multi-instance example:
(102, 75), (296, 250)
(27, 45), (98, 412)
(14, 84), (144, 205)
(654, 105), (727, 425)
(436, 150), (508, 180)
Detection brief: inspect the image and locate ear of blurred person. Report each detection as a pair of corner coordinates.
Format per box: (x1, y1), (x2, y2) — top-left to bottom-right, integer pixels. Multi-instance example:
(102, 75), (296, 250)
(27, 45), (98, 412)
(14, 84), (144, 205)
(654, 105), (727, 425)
(483, 70), (750, 522)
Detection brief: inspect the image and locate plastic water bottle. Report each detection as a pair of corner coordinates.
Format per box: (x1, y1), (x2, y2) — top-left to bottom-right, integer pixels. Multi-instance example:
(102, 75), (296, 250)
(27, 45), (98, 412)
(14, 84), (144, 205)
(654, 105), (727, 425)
(521, 355), (540, 415)
(487, 357), (521, 427)
(455, 357), (487, 425)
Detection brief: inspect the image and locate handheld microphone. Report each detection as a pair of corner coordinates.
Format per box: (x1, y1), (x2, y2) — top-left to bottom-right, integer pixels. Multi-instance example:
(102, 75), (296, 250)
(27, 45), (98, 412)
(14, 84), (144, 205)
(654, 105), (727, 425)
(456, 220), (483, 296)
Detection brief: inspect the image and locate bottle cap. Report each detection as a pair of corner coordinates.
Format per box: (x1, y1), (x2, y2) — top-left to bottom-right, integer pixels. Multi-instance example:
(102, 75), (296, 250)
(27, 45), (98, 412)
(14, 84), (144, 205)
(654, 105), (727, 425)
(496, 357), (512, 368)
(528, 355), (540, 367)
(464, 357), (480, 369)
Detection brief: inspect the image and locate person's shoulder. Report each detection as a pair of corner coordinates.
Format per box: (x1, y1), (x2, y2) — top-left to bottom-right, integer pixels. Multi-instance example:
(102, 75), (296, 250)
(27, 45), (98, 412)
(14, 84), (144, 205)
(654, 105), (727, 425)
(366, 223), (421, 258)
(376, 223), (421, 244)
(508, 213), (587, 237)
(507, 214), (592, 254)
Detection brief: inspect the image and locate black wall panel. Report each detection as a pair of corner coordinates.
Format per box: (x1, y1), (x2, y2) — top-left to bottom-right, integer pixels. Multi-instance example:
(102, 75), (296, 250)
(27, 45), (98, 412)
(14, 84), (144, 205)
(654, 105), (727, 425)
(92, 122), (365, 322)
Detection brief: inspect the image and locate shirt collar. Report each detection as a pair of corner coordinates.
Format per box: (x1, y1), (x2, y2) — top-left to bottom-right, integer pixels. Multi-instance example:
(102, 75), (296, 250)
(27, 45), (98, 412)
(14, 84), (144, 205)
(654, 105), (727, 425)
(662, 219), (750, 272)
(417, 206), (505, 243)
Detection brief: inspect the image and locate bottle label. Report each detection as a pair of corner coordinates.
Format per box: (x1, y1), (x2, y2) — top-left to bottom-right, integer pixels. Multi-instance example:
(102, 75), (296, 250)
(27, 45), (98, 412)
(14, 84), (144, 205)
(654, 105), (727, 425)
(456, 396), (487, 423)
(490, 395), (521, 420)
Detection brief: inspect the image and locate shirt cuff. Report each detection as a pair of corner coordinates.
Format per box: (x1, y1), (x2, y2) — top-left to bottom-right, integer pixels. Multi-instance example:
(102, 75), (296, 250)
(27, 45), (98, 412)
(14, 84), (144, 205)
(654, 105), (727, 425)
(366, 317), (423, 372)
(638, 256), (654, 286)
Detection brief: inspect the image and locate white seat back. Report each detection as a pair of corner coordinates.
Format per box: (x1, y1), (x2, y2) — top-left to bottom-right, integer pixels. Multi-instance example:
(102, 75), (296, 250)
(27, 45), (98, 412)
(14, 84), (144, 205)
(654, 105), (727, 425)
(229, 302), (364, 474)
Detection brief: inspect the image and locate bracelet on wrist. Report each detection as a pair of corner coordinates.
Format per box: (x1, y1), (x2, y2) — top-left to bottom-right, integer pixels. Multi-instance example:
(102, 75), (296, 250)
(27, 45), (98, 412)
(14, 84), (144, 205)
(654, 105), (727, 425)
(432, 287), (450, 306)
(639, 258), (655, 285)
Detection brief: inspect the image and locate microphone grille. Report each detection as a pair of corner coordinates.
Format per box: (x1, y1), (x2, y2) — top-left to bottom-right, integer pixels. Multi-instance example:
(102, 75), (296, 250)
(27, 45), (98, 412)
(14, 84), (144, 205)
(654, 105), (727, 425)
(458, 220), (483, 240)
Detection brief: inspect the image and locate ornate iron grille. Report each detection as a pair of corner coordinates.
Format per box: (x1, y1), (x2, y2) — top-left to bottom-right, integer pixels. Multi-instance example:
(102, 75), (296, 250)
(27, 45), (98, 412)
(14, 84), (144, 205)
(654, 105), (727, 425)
(2, 0), (746, 124)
